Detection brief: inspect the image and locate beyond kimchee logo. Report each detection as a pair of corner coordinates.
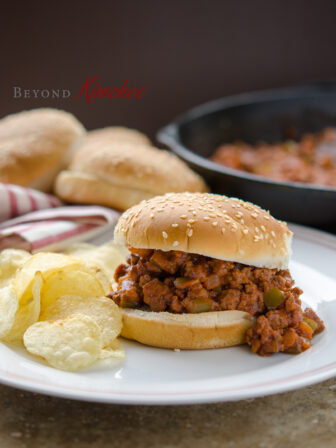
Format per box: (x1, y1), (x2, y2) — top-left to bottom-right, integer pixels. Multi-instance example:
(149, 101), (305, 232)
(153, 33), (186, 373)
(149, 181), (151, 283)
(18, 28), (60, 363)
(13, 87), (71, 99)
(76, 76), (147, 103)
(13, 76), (147, 104)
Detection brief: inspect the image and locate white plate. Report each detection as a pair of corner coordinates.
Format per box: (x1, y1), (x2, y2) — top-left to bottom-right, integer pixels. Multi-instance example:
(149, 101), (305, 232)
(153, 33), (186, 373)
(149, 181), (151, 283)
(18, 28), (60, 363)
(0, 224), (335, 405)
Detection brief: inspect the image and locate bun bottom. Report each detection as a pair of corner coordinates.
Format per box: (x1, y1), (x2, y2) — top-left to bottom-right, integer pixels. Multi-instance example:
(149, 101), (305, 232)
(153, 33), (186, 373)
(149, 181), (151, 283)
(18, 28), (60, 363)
(54, 171), (154, 211)
(120, 308), (254, 349)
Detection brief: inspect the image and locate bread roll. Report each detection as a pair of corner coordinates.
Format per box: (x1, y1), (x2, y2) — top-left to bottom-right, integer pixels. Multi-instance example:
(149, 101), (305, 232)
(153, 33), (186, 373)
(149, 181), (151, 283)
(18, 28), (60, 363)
(86, 126), (151, 146)
(0, 108), (85, 191)
(55, 141), (208, 210)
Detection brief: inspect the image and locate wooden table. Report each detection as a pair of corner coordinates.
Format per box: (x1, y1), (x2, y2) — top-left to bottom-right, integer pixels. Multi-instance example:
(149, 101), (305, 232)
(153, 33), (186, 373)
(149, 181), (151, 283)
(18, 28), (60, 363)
(0, 378), (335, 447)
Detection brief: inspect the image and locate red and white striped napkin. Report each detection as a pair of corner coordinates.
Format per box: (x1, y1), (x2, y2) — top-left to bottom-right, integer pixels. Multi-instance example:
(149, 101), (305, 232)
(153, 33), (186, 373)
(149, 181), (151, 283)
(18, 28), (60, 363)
(0, 184), (121, 252)
(0, 183), (61, 221)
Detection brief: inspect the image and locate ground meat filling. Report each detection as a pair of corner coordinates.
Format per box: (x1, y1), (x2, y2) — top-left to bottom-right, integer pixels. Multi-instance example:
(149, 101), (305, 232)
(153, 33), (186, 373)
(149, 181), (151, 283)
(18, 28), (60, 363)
(110, 248), (324, 356)
(210, 128), (336, 187)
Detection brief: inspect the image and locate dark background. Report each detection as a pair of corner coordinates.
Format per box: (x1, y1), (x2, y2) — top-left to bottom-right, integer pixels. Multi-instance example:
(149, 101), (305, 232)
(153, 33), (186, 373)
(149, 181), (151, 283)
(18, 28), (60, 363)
(2, 0), (336, 139)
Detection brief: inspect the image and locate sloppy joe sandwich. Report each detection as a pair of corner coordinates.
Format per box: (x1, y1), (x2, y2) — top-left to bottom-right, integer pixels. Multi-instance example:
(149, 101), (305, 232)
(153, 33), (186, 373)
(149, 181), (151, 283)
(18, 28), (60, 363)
(0, 108), (85, 192)
(109, 192), (324, 355)
(55, 141), (208, 210)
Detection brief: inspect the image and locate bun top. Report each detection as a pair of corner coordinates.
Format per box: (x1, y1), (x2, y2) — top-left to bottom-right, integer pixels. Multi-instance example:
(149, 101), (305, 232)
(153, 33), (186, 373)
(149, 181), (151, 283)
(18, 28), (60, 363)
(86, 126), (151, 146)
(69, 141), (208, 195)
(114, 192), (292, 269)
(0, 108), (85, 188)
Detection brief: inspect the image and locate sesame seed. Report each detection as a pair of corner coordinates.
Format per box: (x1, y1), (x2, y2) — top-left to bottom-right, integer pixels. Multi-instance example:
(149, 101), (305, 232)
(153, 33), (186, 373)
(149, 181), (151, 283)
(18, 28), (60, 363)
(212, 222), (218, 227)
(251, 213), (258, 219)
(150, 213), (154, 219)
(188, 219), (195, 224)
(255, 227), (260, 233)
(243, 229), (248, 234)
(261, 225), (266, 231)
(241, 219), (245, 224)
(203, 217), (210, 221)
(264, 215), (270, 220)
(253, 235), (260, 242)
(173, 241), (179, 247)
(180, 215), (187, 219)
(271, 231), (276, 237)
(235, 212), (243, 218)
(192, 211), (197, 216)
(172, 223), (178, 228)
(187, 229), (193, 237)
(221, 228), (226, 234)
(162, 231), (168, 239)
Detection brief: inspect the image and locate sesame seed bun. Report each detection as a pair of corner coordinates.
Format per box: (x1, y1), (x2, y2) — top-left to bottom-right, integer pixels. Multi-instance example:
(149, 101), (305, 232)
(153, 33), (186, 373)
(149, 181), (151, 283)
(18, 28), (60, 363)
(0, 108), (85, 192)
(114, 192), (292, 269)
(55, 142), (208, 210)
(120, 308), (254, 349)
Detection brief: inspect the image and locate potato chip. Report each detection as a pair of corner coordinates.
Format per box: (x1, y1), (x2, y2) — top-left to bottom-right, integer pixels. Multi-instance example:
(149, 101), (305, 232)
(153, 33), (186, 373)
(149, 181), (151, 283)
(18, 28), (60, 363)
(100, 339), (125, 360)
(13, 252), (83, 301)
(39, 270), (108, 311)
(65, 240), (128, 283)
(0, 285), (19, 338)
(81, 262), (110, 295)
(3, 252), (83, 342)
(40, 295), (122, 348)
(5, 252), (110, 341)
(0, 249), (31, 288)
(64, 242), (95, 256)
(2, 272), (42, 342)
(23, 314), (103, 371)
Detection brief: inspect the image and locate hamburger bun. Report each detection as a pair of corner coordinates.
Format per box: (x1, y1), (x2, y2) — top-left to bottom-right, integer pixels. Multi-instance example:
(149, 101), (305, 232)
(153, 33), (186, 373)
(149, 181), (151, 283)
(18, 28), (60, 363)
(86, 126), (151, 146)
(112, 192), (292, 350)
(114, 192), (292, 270)
(0, 108), (85, 192)
(55, 142), (208, 210)
(121, 308), (254, 349)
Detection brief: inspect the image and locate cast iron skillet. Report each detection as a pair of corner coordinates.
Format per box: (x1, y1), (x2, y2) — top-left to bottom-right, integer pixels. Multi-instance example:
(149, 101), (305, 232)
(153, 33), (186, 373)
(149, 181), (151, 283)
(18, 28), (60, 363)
(157, 83), (336, 229)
